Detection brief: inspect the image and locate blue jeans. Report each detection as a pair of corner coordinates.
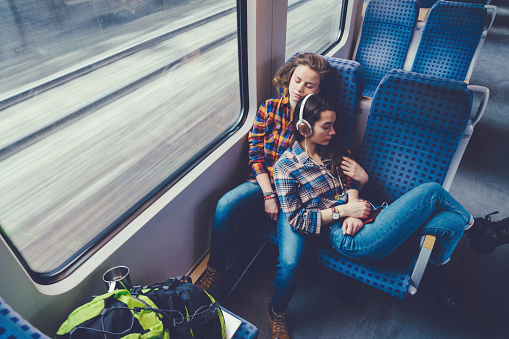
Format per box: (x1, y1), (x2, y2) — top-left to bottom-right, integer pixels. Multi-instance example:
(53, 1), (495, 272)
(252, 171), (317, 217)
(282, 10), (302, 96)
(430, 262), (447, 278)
(208, 181), (266, 270)
(272, 182), (471, 312)
(330, 182), (472, 265)
(272, 212), (319, 312)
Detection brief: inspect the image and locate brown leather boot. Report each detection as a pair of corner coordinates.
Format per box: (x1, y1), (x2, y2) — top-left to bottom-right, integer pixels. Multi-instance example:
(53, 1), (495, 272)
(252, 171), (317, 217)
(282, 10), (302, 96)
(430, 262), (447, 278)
(195, 265), (225, 292)
(268, 302), (289, 339)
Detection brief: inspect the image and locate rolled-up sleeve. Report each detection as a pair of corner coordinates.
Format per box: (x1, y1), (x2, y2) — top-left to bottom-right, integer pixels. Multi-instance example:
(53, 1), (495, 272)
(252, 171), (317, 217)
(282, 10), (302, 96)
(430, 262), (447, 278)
(345, 175), (358, 191)
(248, 102), (268, 178)
(274, 158), (322, 235)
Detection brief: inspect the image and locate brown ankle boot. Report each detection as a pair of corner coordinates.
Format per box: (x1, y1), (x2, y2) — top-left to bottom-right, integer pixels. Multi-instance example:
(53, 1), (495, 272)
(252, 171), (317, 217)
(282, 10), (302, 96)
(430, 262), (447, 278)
(195, 265), (224, 292)
(268, 302), (289, 339)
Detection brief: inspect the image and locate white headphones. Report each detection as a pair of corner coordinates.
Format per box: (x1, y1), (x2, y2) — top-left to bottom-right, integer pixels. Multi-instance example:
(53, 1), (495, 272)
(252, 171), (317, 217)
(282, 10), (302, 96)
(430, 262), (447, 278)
(296, 94), (314, 137)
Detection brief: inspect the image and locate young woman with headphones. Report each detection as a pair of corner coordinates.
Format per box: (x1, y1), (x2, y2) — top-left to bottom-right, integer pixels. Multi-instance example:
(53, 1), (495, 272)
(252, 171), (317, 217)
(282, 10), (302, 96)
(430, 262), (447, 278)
(195, 53), (369, 298)
(269, 94), (486, 338)
(268, 94), (371, 339)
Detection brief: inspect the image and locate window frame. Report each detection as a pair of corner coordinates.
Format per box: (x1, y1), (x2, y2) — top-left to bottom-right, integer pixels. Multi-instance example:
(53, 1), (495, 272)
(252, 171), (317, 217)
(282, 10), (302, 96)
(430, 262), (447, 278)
(284, 0), (349, 58)
(0, 0), (249, 285)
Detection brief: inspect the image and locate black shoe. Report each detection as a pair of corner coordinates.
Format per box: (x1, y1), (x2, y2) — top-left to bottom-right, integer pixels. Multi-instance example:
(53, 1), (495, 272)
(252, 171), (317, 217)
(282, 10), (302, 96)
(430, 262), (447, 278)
(423, 265), (465, 315)
(470, 211), (509, 255)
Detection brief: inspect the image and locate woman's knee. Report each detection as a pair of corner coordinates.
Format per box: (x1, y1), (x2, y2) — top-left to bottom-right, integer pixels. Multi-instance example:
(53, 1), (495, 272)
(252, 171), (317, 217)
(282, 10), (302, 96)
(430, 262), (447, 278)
(216, 191), (238, 214)
(277, 255), (303, 277)
(215, 184), (257, 215)
(277, 241), (306, 274)
(417, 182), (444, 196)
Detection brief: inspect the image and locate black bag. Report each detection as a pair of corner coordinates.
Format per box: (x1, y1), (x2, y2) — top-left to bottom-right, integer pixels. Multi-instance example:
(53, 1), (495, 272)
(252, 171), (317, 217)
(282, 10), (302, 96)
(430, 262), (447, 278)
(55, 276), (225, 339)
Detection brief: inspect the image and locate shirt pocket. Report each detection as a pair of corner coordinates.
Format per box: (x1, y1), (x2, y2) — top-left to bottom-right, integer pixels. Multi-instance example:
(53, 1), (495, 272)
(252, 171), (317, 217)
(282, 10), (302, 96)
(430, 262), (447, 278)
(265, 121), (282, 150)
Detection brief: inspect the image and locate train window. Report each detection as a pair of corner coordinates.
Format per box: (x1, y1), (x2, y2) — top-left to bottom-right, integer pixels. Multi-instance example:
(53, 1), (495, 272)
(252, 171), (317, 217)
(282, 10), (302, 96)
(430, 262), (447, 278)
(0, 0), (242, 278)
(285, 0), (346, 58)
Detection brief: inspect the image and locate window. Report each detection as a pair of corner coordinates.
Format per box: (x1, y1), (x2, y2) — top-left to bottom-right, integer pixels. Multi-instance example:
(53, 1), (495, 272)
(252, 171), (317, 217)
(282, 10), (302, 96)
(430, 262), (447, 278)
(285, 0), (346, 58)
(0, 0), (242, 277)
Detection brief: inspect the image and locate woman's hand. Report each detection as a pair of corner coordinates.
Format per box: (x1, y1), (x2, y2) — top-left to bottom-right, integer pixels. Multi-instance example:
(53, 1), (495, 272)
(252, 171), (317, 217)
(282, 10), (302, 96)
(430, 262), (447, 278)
(341, 157), (369, 187)
(342, 199), (371, 219)
(265, 198), (279, 221)
(342, 217), (364, 236)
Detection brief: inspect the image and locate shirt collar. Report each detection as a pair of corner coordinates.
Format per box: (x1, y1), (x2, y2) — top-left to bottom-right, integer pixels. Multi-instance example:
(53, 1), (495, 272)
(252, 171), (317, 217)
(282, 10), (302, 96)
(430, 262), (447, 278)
(292, 141), (332, 167)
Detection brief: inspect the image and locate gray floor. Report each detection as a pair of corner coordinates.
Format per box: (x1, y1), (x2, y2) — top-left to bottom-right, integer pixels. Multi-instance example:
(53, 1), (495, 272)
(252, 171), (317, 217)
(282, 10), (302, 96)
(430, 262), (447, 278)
(223, 1), (509, 338)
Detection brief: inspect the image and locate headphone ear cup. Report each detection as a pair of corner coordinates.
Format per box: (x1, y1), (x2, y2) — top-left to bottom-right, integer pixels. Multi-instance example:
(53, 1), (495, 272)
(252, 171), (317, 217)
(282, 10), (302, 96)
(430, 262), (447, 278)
(297, 120), (312, 137)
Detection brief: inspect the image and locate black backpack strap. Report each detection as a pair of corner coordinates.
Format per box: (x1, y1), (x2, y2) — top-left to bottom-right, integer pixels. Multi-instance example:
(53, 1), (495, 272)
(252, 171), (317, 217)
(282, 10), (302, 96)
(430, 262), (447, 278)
(173, 302), (221, 336)
(131, 276), (191, 297)
(130, 286), (143, 297)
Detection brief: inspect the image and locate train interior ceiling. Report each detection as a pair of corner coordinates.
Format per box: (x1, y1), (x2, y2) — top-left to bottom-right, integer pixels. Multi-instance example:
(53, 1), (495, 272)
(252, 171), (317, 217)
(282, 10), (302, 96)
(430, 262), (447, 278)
(0, 0), (508, 338)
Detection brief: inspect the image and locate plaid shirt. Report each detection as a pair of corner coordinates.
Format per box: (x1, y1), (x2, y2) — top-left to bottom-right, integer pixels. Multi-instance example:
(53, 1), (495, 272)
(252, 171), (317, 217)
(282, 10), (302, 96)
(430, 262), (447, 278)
(274, 141), (358, 235)
(248, 97), (294, 185)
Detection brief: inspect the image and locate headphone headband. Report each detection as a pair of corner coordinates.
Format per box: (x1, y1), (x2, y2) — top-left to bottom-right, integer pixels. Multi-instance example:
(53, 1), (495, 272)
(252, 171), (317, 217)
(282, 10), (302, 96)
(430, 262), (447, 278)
(299, 94), (314, 123)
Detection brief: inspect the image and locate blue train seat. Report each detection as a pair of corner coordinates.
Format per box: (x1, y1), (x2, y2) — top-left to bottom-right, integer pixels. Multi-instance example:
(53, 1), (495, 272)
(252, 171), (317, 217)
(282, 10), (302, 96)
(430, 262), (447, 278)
(257, 56), (364, 245)
(418, 1), (492, 21)
(411, 0), (495, 82)
(317, 69), (489, 300)
(323, 56), (365, 147)
(0, 296), (51, 339)
(421, 0), (492, 7)
(354, 0), (419, 97)
(222, 308), (259, 339)
(419, 0), (439, 8)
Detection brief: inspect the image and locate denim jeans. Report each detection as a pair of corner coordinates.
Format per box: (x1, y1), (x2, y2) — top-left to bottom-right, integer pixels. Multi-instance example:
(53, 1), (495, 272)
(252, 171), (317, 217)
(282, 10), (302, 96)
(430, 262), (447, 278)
(208, 181), (266, 270)
(329, 182), (472, 265)
(272, 212), (320, 312)
(272, 182), (471, 312)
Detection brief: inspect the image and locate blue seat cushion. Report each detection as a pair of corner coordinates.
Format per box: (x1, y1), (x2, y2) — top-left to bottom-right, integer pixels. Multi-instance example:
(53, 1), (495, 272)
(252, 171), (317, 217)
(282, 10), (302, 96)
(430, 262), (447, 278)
(318, 237), (420, 300)
(0, 296), (50, 339)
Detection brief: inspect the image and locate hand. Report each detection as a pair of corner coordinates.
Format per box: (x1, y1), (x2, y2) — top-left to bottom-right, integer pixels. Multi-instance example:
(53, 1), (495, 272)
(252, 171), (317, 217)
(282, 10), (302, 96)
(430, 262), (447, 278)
(341, 157), (368, 186)
(342, 199), (371, 219)
(342, 217), (364, 236)
(264, 198), (279, 221)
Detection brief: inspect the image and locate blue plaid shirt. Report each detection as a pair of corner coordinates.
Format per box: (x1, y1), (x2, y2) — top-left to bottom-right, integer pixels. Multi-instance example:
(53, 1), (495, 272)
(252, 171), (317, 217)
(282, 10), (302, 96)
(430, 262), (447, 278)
(274, 141), (358, 235)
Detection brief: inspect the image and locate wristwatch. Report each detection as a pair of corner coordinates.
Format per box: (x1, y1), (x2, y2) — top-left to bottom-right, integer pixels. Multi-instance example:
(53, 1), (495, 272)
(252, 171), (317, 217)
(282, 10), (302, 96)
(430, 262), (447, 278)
(331, 206), (340, 220)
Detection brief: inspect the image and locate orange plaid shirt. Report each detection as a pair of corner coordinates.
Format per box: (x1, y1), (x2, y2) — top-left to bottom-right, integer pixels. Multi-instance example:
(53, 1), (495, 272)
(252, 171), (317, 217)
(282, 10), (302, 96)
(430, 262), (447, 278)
(248, 97), (295, 186)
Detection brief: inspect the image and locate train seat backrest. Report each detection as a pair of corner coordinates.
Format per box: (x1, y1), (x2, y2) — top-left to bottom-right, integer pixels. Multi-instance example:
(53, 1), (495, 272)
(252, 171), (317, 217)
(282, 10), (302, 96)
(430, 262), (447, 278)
(318, 69), (478, 300)
(322, 56), (364, 147)
(411, 0), (487, 82)
(354, 0), (419, 97)
(420, 0), (491, 8)
(358, 69), (472, 204)
(419, 0), (438, 8)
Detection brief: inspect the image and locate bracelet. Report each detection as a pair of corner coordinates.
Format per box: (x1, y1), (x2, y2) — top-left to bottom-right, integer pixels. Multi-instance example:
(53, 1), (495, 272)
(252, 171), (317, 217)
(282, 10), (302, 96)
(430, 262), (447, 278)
(264, 192), (277, 200)
(263, 191), (275, 197)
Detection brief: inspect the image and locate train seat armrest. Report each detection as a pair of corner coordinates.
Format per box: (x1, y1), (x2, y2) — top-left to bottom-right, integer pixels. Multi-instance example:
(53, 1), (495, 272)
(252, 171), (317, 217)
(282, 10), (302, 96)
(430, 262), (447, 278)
(408, 235), (436, 295)
(467, 85), (489, 127)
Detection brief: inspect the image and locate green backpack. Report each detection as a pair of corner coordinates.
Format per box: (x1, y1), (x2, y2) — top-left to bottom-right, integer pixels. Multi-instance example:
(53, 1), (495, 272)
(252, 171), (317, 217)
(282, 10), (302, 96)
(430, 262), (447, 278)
(56, 276), (225, 339)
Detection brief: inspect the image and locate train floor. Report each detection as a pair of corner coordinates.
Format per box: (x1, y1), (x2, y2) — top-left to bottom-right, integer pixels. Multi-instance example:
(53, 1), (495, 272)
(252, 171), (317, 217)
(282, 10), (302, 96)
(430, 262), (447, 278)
(223, 238), (507, 339)
(223, 1), (509, 337)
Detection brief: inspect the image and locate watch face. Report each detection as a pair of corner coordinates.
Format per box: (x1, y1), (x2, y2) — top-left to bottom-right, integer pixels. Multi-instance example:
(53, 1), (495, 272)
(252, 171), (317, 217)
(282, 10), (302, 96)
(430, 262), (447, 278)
(332, 211), (340, 220)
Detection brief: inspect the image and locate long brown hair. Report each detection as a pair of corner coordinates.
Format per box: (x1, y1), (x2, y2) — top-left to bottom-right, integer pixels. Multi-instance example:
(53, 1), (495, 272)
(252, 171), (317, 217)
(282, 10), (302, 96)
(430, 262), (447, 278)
(272, 53), (332, 98)
(293, 95), (351, 179)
